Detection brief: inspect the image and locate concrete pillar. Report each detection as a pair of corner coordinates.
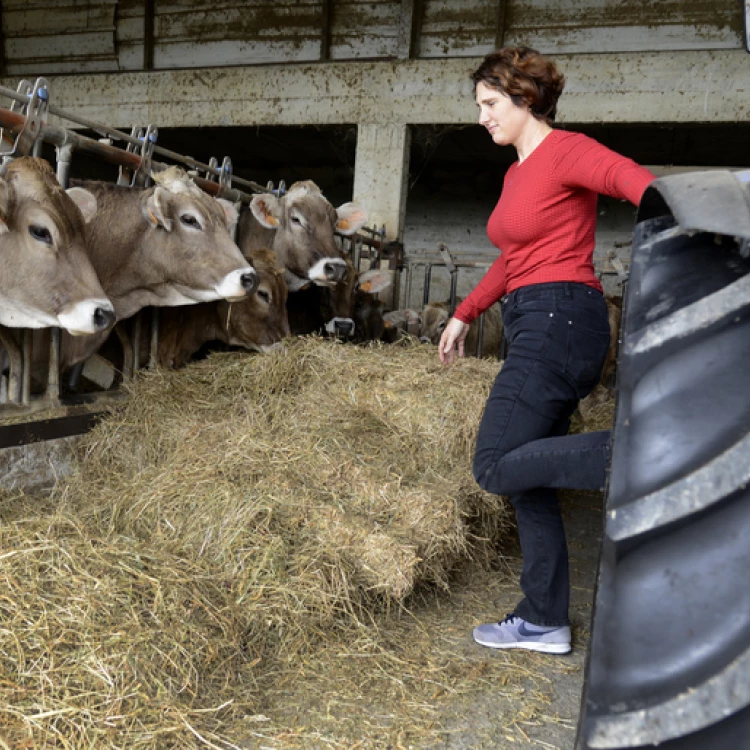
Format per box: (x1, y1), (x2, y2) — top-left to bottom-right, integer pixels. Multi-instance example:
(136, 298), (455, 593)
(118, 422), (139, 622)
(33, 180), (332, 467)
(353, 123), (411, 242)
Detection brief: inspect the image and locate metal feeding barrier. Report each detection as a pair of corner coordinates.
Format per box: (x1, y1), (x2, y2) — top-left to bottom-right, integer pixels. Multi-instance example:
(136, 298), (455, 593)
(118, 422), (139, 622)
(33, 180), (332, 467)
(401, 242), (499, 358)
(0, 77), (391, 436)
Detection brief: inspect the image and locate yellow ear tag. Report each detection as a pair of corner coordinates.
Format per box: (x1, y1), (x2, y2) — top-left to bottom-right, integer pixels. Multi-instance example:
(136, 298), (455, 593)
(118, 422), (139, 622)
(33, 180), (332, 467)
(147, 208), (159, 226)
(266, 215), (280, 227)
(337, 218), (351, 231)
(360, 281), (372, 293)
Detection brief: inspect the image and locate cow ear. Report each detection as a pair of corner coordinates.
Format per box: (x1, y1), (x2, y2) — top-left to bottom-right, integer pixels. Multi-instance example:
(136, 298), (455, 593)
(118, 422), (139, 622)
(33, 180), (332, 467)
(357, 269), (392, 294)
(250, 194), (281, 229)
(143, 186), (172, 231)
(335, 202), (368, 235)
(216, 198), (239, 232)
(66, 187), (98, 224)
(0, 178), (9, 235)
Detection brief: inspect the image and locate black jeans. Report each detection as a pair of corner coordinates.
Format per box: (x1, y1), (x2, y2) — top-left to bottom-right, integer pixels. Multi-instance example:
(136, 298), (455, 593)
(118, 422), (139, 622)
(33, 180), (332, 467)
(473, 282), (612, 627)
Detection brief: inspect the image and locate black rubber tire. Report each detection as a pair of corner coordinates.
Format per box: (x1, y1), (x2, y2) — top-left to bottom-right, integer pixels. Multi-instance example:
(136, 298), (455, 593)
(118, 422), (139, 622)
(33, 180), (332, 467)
(576, 211), (750, 749)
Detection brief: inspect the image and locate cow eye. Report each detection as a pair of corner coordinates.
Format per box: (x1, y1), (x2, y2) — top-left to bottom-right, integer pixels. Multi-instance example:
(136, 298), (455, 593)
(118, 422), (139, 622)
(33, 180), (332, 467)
(290, 214), (302, 225)
(180, 214), (201, 229)
(29, 224), (53, 245)
(257, 289), (271, 304)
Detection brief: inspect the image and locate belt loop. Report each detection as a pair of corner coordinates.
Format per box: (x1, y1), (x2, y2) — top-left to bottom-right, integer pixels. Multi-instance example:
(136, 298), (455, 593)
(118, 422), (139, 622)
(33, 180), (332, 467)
(564, 283), (573, 299)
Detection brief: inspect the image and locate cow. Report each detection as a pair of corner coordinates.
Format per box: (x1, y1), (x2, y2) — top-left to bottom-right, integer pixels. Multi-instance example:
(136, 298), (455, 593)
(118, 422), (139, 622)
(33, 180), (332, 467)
(287, 263), (392, 343)
(419, 299), (504, 359)
(237, 180), (368, 292)
(156, 247), (290, 369)
(59, 166), (258, 370)
(0, 157), (114, 335)
(382, 308), (422, 343)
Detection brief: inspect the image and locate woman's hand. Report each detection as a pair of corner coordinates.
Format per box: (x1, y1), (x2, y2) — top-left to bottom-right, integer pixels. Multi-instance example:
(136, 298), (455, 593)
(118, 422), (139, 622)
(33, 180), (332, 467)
(438, 317), (470, 365)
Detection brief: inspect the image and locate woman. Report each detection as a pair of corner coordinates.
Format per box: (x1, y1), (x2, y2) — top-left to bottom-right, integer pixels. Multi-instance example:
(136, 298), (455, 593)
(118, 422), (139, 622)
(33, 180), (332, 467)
(439, 47), (655, 654)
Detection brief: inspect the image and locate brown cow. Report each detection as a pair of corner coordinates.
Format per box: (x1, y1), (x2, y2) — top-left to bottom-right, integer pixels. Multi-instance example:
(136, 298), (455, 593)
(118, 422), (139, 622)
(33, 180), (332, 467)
(419, 299), (504, 359)
(156, 247), (290, 369)
(238, 181), (368, 292)
(60, 167), (258, 369)
(287, 264), (391, 343)
(0, 157), (114, 335)
(382, 308), (422, 343)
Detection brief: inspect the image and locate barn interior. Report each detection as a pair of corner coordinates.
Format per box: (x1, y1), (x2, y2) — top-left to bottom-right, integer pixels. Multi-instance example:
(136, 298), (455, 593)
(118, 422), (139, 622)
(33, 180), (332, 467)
(0, 0), (748, 746)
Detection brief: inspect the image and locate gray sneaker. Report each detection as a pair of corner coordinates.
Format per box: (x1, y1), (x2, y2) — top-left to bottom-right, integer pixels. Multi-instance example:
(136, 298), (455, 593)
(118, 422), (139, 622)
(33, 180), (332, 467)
(473, 614), (571, 654)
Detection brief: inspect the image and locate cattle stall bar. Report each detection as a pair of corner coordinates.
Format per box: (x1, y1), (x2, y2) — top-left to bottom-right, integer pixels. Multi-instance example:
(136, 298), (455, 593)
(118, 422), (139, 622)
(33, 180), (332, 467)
(0, 78), (390, 430)
(402, 243), (499, 358)
(0, 78), (266, 417)
(0, 78), (376, 438)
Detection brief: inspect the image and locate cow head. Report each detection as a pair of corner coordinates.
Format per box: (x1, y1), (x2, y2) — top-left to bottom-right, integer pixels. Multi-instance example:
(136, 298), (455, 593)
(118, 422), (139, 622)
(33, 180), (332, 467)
(382, 308), (422, 343)
(246, 181), (368, 290)
(323, 267), (392, 342)
(419, 302), (450, 345)
(0, 157), (115, 335)
(141, 167), (257, 305)
(217, 246), (290, 353)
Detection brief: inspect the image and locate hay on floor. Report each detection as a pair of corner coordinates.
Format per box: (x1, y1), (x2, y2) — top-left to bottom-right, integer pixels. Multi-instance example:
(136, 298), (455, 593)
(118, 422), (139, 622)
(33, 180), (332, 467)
(0, 338), (517, 749)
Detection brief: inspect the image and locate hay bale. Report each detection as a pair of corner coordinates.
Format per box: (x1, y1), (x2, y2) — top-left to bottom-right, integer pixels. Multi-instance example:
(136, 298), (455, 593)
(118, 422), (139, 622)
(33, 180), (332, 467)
(0, 338), (513, 748)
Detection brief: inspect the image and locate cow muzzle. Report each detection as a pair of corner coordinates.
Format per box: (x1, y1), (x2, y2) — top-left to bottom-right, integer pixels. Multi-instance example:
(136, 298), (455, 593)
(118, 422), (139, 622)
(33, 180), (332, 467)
(325, 316), (355, 339)
(307, 257), (348, 285)
(58, 298), (117, 336)
(217, 267), (258, 301)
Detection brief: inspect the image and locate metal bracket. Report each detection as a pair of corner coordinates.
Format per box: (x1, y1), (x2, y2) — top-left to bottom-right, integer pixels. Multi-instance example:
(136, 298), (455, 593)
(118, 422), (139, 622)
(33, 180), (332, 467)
(133, 124), (157, 187)
(0, 77), (49, 159)
(118, 124), (158, 187)
(205, 156), (219, 182)
(219, 156), (233, 191)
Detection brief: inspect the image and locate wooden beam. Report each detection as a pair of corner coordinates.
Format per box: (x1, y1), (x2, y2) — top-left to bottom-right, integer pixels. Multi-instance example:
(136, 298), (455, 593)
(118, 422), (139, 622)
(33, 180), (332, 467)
(143, 0), (155, 71)
(397, 0), (424, 60)
(495, 0), (508, 51)
(320, 0), (332, 62)
(0, 1), (6, 77)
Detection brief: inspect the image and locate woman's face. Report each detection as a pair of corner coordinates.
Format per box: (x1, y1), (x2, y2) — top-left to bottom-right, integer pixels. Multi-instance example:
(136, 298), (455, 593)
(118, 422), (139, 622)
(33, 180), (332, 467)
(475, 81), (530, 147)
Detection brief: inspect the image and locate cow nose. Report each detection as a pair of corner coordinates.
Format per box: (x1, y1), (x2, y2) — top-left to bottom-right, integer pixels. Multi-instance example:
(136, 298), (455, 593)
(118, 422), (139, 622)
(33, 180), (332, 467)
(335, 319), (354, 337)
(93, 307), (116, 331)
(324, 261), (347, 283)
(419, 336), (431, 344)
(241, 269), (259, 295)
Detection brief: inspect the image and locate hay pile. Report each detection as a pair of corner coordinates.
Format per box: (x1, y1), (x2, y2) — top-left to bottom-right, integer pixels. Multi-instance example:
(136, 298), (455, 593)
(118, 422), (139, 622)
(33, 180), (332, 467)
(0, 338), (513, 748)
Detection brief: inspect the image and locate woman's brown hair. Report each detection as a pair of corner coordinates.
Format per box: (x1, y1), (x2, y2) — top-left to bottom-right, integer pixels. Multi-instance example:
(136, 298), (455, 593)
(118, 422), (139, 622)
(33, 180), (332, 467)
(471, 46), (565, 124)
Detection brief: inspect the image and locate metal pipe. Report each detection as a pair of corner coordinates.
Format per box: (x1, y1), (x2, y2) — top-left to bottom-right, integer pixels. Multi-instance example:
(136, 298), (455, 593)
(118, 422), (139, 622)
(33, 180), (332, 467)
(476, 314), (485, 358)
(55, 141), (74, 189)
(46, 328), (60, 404)
(132, 311), (143, 374)
(0, 328), (23, 404)
(149, 308), (160, 368)
(21, 330), (32, 405)
(423, 264), (432, 306)
(0, 102), (269, 198)
(115, 325), (134, 382)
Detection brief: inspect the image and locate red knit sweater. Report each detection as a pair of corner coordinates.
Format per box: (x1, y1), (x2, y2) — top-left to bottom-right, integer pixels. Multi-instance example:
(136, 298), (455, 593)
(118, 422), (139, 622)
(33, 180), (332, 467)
(454, 130), (656, 324)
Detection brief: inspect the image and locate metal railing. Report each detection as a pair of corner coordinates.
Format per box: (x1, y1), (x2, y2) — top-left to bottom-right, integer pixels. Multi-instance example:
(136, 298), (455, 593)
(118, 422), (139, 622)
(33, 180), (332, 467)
(0, 77), (389, 421)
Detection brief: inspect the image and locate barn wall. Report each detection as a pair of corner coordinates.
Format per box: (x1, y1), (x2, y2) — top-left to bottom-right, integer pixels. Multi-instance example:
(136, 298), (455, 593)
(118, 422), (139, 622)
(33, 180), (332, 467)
(0, 0), (743, 75)
(0, 0), (747, 297)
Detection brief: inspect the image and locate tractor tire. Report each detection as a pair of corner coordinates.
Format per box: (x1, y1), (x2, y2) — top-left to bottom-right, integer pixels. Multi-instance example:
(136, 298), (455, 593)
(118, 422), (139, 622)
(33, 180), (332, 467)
(576, 171), (750, 749)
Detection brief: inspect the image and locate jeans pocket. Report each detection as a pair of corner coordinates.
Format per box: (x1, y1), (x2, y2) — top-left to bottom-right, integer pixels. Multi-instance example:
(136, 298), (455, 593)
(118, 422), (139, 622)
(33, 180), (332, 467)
(565, 319), (611, 397)
(506, 309), (556, 359)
